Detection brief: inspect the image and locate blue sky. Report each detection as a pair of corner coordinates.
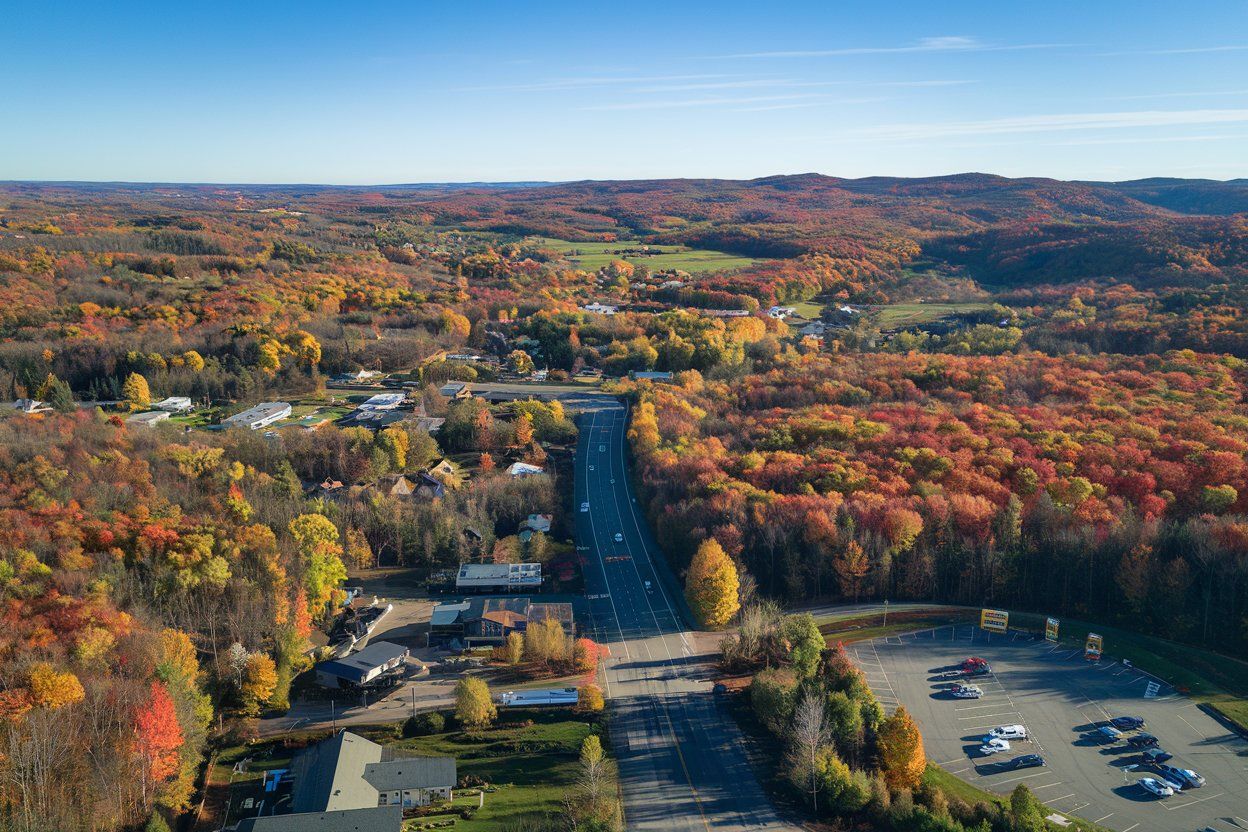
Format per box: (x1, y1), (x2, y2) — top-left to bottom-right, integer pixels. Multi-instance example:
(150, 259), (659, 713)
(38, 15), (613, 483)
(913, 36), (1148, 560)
(3, 0), (1247, 183)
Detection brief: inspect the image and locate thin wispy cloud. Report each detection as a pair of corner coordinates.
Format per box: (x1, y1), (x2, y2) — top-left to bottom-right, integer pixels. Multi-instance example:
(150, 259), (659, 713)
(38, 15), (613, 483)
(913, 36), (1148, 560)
(581, 93), (878, 111)
(713, 35), (1070, 60)
(631, 78), (974, 93)
(1112, 88), (1248, 100)
(854, 108), (1248, 140)
(456, 74), (738, 92)
(1101, 44), (1248, 56)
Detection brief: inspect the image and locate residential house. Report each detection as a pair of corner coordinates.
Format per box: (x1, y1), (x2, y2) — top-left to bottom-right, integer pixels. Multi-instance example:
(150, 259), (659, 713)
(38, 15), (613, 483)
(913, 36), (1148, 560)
(428, 458), (458, 484)
(287, 731), (454, 816)
(236, 807), (402, 832)
(413, 473), (446, 500)
(520, 514), (552, 534)
(580, 302), (618, 315)
(12, 398), (47, 413)
(505, 461), (544, 478)
(438, 381), (472, 399)
(767, 306), (797, 319)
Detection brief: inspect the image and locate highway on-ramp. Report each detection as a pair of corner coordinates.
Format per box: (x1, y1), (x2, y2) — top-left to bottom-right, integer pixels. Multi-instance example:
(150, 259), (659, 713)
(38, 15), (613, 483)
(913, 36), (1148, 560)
(575, 401), (797, 832)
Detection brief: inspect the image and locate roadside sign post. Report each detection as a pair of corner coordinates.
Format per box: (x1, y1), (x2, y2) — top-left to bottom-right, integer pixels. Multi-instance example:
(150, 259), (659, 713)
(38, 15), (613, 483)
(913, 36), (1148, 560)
(980, 608), (1009, 634)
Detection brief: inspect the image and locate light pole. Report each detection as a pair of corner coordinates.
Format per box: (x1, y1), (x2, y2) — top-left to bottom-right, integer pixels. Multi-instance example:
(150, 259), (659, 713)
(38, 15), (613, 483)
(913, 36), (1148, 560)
(883, 599), (889, 628)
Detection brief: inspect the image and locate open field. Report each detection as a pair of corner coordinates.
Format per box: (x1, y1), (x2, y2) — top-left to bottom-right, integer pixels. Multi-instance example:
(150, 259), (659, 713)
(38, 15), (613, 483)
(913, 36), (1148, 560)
(850, 624), (1248, 832)
(528, 236), (758, 273)
(873, 301), (995, 328)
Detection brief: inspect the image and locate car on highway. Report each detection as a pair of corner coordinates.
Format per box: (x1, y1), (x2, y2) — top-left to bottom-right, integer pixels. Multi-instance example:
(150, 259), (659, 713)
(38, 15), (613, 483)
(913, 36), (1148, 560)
(1111, 715), (1146, 731)
(644, 580), (652, 592)
(1005, 754), (1045, 770)
(983, 724), (1028, 741)
(581, 502), (589, 512)
(1127, 732), (1159, 749)
(599, 444), (605, 451)
(1138, 777), (1174, 798)
(613, 533), (623, 542)
(1141, 748), (1173, 764)
(979, 738), (1011, 756)
(1154, 764), (1205, 788)
(950, 683), (983, 699)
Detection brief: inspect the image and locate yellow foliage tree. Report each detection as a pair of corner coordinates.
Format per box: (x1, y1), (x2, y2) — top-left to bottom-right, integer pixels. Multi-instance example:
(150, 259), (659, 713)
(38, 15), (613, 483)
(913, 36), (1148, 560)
(877, 705), (926, 790)
(27, 662), (86, 709)
(123, 372), (152, 410)
(454, 677), (496, 729)
(241, 653), (278, 713)
(577, 684), (605, 712)
(628, 401), (660, 456)
(684, 538), (740, 629)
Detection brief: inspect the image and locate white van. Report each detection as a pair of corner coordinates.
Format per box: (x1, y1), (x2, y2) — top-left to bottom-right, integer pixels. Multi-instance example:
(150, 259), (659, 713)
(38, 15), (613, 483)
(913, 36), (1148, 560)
(984, 724), (1028, 741)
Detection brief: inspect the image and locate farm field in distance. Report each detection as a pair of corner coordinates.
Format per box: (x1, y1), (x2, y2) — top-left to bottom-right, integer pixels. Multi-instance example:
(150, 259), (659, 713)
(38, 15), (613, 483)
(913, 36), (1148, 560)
(873, 301), (996, 328)
(527, 236), (759, 273)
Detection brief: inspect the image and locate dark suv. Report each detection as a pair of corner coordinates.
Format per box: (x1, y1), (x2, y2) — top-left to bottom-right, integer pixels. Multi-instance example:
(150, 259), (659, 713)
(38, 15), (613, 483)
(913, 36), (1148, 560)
(1110, 716), (1145, 731)
(1126, 733), (1159, 749)
(1006, 754), (1045, 770)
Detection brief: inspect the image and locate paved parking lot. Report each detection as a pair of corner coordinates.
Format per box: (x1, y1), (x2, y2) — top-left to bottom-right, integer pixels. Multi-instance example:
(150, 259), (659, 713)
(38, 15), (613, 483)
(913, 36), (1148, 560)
(851, 624), (1248, 832)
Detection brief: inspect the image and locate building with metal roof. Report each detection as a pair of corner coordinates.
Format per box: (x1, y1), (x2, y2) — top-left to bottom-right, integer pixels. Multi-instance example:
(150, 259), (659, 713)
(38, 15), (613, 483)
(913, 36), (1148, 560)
(236, 807), (402, 832)
(314, 641), (409, 690)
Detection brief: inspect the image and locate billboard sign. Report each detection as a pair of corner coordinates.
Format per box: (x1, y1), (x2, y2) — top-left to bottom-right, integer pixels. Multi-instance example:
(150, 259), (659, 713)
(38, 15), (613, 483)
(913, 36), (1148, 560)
(1045, 617), (1060, 642)
(980, 608), (1009, 634)
(1085, 632), (1103, 660)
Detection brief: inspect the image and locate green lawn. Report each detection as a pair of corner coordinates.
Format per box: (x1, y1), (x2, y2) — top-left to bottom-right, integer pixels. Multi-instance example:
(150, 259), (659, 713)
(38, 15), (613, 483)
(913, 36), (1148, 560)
(371, 710), (598, 832)
(528, 236), (758, 274)
(873, 301), (994, 328)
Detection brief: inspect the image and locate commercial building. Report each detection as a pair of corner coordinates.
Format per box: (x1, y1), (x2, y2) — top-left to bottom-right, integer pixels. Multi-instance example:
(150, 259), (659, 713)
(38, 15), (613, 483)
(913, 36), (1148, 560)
(154, 396), (194, 412)
(429, 597), (574, 647)
(223, 402), (292, 430)
(314, 641), (409, 690)
(359, 393), (405, 411)
(235, 807), (402, 832)
(505, 461), (544, 478)
(126, 410), (171, 427)
(455, 562), (542, 593)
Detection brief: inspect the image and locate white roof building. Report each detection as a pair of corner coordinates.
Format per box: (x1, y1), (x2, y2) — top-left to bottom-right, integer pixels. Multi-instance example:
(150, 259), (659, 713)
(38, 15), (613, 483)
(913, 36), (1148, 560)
(456, 563), (542, 592)
(126, 410), (171, 427)
(154, 396), (194, 412)
(505, 462), (545, 477)
(222, 402), (292, 430)
(581, 302), (618, 315)
(359, 393), (405, 411)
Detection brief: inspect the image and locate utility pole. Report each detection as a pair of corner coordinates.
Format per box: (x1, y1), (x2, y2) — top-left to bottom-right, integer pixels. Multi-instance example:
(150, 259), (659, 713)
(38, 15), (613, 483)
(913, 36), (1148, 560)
(411, 686), (416, 720)
(331, 699), (336, 733)
(883, 599), (889, 628)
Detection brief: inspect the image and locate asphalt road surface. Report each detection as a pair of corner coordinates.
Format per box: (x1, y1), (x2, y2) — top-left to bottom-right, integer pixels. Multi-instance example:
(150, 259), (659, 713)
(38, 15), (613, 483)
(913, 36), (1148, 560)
(853, 624), (1248, 832)
(576, 402), (798, 831)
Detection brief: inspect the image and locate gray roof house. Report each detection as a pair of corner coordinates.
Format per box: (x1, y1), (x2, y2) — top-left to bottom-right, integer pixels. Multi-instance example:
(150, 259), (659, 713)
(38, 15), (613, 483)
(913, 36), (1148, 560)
(236, 807), (402, 832)
(289, 731), (456, 817)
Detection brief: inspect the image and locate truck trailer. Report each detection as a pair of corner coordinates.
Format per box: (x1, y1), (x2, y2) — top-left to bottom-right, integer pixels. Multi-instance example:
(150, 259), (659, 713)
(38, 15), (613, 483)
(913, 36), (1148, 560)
(498, 687), (579, 707)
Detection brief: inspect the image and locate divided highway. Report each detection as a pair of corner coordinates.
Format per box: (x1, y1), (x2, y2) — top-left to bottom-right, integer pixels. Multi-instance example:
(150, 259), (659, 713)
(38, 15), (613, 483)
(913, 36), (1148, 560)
(575, 401), (797, 831)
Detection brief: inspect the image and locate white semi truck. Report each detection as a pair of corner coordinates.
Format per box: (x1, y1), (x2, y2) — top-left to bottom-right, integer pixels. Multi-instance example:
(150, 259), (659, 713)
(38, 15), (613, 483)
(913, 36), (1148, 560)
(498, 687), (579, 707)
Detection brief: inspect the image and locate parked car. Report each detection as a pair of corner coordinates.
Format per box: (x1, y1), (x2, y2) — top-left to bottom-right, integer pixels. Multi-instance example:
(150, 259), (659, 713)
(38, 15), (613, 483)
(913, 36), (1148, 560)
(979, 738), (1011, 756)
(1138, 777), (1174, 798)
(1141, 748), (1173, 764)
(1127, 733), (1159, 749)
(1154, 764), (1205, 788)
(962, 657), (990, 672)
(1111, 716), (1146, 731)
(1005, 754), (1045, 770)
(984, 725), (1028, 741)
(951, 684), (983, 699)
(1094, 725), (1123, 741)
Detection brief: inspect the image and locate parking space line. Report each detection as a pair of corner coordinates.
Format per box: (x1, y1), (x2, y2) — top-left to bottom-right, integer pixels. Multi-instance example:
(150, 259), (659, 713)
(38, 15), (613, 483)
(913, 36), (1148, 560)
(1030, 781), (1065, 790)
(1092, 813), (1114, 823)
(1045, 792), (1076, 802)
(989, 772), (1051, 785)
(957, 712), (1021, 720)
(955, 703), (1007, 711)
(1121, 823), (1139, 832)
(1161, 791), (1225, 810)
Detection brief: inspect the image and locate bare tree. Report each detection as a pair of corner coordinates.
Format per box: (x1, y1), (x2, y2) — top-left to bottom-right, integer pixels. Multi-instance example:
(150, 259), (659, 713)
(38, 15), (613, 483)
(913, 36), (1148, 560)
(787, 690), (830, 812)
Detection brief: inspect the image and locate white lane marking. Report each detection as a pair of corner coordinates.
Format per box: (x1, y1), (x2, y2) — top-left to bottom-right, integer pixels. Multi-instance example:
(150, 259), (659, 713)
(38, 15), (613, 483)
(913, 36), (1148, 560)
(1030, 781), (1064, 790)
(957, 712), (1021, 720)
(991, 772), (1051, 785)
(1092, 813), (1114, 823)
(1044, 793), (1076, 802)
(1121, 823), (1139, 832)
(1161, 791), (1226, 811)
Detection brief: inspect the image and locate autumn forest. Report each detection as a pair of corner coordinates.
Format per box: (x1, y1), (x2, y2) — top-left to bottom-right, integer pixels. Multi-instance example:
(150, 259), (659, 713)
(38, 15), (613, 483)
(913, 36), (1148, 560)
(1, 174), (1248, 830)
